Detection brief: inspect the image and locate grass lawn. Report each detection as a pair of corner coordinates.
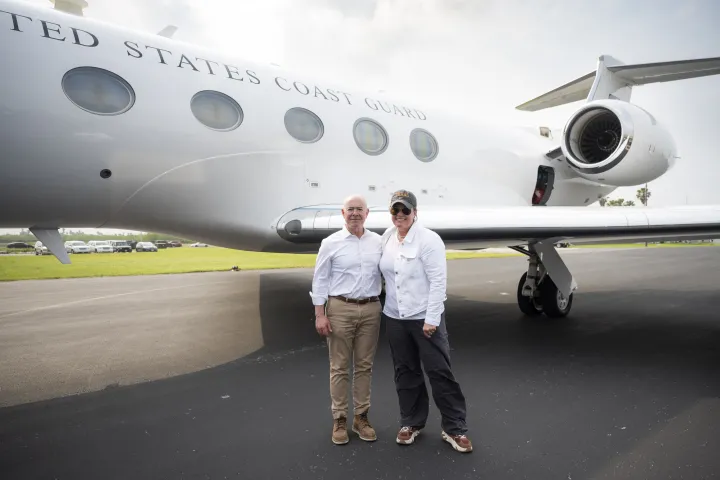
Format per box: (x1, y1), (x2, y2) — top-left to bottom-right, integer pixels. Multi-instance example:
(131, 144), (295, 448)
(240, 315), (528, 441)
(0, 247), (515, 282)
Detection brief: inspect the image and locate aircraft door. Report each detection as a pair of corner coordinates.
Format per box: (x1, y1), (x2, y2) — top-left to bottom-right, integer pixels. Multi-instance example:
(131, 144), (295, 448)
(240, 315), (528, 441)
(532, 166), (555, 206)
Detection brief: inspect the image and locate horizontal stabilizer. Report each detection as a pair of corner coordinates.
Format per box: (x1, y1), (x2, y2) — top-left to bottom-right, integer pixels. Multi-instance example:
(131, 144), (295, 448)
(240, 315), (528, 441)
(515, 72), (596, 112)
(516, 54), (720, 112)
(608, 56), (720, 85)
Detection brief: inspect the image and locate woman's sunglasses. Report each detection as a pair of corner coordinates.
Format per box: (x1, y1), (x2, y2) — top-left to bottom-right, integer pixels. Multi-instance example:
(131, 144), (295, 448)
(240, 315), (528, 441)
(390, 204), (412, 216)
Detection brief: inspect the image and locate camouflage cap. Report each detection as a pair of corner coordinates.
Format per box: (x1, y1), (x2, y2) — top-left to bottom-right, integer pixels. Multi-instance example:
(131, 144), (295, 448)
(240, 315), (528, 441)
(389, 189), (417, 209)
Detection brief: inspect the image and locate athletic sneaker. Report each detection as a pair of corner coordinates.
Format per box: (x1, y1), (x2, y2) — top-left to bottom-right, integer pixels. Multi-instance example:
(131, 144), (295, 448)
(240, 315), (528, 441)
(441, 431), (473, 453)
(396, 426), (421, 445)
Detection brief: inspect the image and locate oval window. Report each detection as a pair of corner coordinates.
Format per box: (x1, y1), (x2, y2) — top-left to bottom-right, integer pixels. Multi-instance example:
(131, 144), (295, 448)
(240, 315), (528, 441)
(409, 128), (439, 162)
(190, 90), (243, 131)
(353, 118), (389, 155)
(284, 107), (324, 143)
(62, 67), (135, 115)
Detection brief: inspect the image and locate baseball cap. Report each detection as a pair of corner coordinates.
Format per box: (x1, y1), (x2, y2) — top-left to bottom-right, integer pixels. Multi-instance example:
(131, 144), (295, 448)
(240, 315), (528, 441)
(389, 189), (417, 210)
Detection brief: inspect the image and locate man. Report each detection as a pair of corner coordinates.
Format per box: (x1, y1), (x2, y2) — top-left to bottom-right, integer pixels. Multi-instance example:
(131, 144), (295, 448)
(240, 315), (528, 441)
(310, 194), (383, 445)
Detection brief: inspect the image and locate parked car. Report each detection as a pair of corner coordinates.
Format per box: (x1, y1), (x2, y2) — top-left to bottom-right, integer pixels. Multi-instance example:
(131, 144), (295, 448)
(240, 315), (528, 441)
(65, 241), (91, 254)
(154, 240), (170, 249)
(169, 241), (182, 247)
(189, 242), (209, 247)
(34, 241), (50, 255)
(87, 240), (114, 253)
(108, 240), (132, 253)
(136, 241), (158, 252)
(6, 241), (33, 249)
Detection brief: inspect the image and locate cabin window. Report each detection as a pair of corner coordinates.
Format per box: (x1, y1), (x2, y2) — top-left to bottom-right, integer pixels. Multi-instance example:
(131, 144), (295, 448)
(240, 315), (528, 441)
(353, 118), (388, 155)
(284, 107), (324, 143)
(409, 128), (438, 162)
(190, 90), (243, 131)
(62, 67), (135, 115)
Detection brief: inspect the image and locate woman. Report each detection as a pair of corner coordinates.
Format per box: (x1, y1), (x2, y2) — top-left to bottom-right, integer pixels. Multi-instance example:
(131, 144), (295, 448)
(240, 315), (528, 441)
(379, 189), (473, 453)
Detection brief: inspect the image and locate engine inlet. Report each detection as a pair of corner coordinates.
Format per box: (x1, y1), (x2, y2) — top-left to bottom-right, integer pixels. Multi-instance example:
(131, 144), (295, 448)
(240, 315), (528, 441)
(578, 112), (622, 163)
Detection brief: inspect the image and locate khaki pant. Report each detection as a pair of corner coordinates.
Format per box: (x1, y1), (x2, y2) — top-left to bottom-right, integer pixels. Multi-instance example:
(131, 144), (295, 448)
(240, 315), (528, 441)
(326, 296), (382, 419)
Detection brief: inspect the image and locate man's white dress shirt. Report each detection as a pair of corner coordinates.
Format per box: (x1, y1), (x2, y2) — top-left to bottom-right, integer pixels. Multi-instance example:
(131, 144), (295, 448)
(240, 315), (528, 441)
(310, 226), (383, 305)
(379, 221), (447, 326)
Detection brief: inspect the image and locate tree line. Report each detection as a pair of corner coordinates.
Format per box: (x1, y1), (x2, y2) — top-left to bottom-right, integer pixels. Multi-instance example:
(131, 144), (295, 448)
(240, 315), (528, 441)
(599, 187), (651, 207)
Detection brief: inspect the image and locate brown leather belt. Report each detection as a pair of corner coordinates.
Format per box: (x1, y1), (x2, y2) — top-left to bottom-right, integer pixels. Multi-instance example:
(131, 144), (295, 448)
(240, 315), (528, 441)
(332, 295), (379, 305)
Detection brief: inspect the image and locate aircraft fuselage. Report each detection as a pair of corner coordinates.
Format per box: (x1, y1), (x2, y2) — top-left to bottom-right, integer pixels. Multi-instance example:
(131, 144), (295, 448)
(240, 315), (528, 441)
(0, 0), (612, 252)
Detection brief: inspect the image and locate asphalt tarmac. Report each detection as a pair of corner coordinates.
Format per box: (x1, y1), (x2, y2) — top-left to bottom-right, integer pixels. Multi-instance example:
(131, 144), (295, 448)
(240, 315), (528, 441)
(0, 247), (718, 479)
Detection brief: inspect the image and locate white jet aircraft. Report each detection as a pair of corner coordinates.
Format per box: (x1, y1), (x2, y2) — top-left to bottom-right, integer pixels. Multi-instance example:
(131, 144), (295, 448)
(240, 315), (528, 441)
(1, 0), (719, 318)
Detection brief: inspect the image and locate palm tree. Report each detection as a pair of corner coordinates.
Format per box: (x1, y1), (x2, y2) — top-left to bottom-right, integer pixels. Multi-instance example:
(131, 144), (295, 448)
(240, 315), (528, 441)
(636, 186), (651, 206)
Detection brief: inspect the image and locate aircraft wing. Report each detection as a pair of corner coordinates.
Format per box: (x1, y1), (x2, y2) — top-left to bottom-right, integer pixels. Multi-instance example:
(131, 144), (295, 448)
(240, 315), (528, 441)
(275, 204), (720, 248)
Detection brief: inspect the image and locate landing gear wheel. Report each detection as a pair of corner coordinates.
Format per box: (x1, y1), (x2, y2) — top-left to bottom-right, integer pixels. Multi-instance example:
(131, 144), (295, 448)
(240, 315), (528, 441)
(517, 272), (543, 316)
(539, 275), (573, 318)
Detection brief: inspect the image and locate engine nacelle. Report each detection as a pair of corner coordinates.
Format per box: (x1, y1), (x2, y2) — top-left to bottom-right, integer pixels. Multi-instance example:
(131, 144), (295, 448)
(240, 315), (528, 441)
(561, 99), (677, 186)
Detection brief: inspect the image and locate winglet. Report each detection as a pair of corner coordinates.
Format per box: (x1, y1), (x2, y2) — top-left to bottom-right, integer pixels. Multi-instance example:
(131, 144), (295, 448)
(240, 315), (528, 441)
(157, 25), (178, 38)
(30, 228), (70, 264)
(516, 54), (720, 112)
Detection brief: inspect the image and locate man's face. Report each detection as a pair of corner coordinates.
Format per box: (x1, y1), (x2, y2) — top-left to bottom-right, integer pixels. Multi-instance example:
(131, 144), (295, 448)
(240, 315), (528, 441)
(343, 198), (368, 228)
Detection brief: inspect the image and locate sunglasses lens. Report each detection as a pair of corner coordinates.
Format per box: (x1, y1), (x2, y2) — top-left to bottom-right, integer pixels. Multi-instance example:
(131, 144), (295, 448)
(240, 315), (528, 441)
(390, 205), (411, 215)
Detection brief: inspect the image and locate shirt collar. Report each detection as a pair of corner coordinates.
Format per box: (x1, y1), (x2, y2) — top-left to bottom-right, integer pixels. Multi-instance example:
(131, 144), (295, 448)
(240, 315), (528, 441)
(395, 220), (420, 244)
(342, 225), (366, 238)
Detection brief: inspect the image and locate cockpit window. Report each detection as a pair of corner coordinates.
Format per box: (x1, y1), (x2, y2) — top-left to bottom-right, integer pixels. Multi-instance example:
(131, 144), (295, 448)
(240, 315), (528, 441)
(62, 67), (136, 116)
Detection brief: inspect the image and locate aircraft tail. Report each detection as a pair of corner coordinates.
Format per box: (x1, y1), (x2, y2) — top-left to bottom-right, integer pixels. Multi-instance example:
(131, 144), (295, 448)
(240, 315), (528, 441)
(515, 54), (720, 112)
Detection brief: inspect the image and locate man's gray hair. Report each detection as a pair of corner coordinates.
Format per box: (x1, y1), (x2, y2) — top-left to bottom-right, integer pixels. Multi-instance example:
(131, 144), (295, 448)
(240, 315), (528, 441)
(343, 194), (368, 209)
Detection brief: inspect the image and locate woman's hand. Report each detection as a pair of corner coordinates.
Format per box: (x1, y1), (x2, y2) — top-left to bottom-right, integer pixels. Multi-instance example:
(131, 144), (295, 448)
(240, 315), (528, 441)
(423, 323), (437, 338)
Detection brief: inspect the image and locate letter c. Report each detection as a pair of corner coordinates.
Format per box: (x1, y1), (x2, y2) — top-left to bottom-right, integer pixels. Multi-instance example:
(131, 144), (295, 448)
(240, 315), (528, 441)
(275, 76), (291, 91)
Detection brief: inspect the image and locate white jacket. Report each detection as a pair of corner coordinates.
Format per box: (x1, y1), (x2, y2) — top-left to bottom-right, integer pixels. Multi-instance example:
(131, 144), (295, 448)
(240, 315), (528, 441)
(380, 220), (447, 326)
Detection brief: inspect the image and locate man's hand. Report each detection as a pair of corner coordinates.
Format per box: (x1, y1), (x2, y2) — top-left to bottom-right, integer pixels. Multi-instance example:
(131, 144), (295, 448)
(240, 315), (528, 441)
(423, 323), (437, 338)
(316, 314), (332, 336)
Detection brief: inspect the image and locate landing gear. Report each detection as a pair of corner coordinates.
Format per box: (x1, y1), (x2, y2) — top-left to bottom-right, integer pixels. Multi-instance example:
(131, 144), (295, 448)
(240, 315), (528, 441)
(511, 243), (575, 318)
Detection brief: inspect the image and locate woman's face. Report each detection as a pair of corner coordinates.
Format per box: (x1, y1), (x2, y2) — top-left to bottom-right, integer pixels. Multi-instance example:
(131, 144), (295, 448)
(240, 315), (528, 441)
(391, 202), (415, 231)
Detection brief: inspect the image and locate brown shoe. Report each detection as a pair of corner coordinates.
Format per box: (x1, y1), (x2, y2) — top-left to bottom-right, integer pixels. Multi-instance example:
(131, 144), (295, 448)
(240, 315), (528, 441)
(396, 426), (421, 445)
(352, 412), (377, 442)
(332, 417), (349, 445)
(441, 431), (473, 453)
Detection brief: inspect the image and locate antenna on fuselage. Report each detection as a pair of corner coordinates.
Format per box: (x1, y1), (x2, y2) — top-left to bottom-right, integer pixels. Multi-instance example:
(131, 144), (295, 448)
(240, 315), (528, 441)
(157, 25), (178, 38)
(49, 0), (88, 16)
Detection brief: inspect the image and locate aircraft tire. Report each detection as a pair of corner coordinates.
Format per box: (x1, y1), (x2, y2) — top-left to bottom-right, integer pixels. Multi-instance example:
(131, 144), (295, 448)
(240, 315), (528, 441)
(539, 275), (572, 318)
(517, 272), (543, 316)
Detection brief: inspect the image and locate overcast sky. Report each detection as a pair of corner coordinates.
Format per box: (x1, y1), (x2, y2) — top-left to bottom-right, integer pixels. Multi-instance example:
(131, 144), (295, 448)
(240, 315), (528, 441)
(4, 0), (720, 235)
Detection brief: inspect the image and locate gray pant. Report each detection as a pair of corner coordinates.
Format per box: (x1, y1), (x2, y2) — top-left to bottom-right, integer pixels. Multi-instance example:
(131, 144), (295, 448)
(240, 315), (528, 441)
(385, 313), (468, 435)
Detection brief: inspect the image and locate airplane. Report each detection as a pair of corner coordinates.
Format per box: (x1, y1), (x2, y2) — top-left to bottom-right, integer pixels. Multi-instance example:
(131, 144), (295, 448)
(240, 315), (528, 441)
(1, 0), (720, 319)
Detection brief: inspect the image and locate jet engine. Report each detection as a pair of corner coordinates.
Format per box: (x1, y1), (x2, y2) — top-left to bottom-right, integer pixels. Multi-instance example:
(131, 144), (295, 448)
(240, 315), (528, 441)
(561, 99), (677, 186)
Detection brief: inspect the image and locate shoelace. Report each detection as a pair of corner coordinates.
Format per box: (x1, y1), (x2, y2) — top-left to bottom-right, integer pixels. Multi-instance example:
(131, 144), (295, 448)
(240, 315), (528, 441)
(334, 419), (346, 431)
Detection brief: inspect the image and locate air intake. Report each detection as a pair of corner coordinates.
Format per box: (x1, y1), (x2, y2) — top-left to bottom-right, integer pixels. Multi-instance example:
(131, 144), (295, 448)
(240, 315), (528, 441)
(578, 112), (622, 163)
